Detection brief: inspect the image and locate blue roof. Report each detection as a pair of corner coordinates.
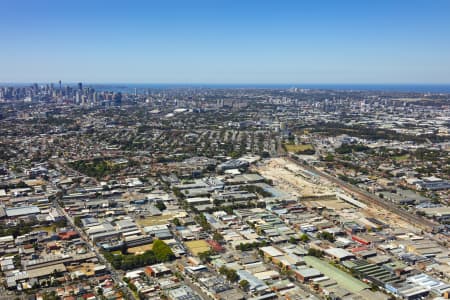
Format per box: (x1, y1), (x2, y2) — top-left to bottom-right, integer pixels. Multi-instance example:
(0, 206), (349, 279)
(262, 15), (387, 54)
(236, 270), (267, 292)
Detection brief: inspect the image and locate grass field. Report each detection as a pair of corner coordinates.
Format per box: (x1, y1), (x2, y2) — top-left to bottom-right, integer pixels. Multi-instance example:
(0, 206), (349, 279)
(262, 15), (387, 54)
(127, 244), (153, 255)
(33, 225), (56, 234)
(284, 143), (314, 153)
(393, 154), (410, 162)
(185, 240), (210, 256)
(136, 214), (175, 227)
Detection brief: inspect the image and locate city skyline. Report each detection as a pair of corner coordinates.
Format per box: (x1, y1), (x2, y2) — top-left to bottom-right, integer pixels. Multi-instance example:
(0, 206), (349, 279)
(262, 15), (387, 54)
(1, 0), (450, 84)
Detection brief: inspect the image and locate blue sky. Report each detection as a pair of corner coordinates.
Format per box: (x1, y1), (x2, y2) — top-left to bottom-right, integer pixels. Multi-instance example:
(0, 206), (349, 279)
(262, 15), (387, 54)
(1, 0), (450, 84)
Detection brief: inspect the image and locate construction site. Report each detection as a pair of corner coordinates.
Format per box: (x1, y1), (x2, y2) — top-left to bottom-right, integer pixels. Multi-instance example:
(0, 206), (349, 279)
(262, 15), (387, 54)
(254, 157), (419, 232)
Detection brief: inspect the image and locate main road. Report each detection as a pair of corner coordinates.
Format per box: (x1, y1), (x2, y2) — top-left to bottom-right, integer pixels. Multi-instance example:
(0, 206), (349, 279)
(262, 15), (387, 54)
(54, 201), (137, 299)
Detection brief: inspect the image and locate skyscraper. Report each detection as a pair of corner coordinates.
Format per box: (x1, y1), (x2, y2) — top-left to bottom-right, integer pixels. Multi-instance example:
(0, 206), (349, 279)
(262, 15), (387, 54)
(113, 92), (122, 106)
(75, 91), (80, 104)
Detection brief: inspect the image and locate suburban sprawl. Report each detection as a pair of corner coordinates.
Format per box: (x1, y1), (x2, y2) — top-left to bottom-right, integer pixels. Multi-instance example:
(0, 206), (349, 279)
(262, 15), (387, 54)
(0, 83), (449, 300)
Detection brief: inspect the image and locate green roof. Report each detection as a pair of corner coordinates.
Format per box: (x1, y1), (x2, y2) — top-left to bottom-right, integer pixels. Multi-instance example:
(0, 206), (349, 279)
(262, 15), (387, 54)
(304, 256), (369, 293)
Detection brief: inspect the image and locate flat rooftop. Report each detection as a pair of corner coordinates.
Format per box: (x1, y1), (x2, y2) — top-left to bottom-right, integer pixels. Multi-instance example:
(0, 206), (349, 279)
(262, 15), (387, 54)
(304, 256), (369, 293)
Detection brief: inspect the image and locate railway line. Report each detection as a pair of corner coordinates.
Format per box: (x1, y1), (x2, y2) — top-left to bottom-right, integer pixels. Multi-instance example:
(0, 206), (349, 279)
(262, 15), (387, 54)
(285, 156), (437, 232)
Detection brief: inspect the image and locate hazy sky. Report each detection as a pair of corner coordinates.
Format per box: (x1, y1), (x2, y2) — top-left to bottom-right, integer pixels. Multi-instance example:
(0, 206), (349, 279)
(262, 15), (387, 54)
(1, 0), (450, 84)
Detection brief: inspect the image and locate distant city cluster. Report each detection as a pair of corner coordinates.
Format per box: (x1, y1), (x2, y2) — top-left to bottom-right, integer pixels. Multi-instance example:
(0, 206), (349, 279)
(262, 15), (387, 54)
(0, 83), (449, 300)
(0, 82), (124, 106)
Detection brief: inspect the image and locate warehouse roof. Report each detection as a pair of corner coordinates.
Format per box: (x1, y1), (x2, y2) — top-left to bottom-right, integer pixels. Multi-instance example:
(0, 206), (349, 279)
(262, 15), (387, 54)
(304, 256), (369, 293)
(325, 247), (355, 260)
(260, 246), (284, 257)
(6, 206), (40, 217)
(294, 267), (321, 278)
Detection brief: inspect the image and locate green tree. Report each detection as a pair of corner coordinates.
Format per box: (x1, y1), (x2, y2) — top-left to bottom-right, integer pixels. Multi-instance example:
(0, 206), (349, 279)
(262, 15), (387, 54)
(198, 251), (214, 263)
(42, 291), (60, 300)
(172, 217), (181, 226)
(194, 213), (211, 230)
(300, 233), (310, 243)
(324, 153), (335, 162)
(219, 266), (239, 282)
(317, 231), (335, 242)
(155, 200), (167, 211)
(239, 279), (250, 291)
(213, 232), (224, 242)
(74, 216), (82, 227)
(308, 248), (324, 258)
(152, 239), (175, 262)
(13, 255), (21, 268)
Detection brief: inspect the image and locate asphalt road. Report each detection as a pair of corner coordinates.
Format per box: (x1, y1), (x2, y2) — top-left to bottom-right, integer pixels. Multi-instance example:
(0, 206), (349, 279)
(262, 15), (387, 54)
(53, 200), (136, 300)
(167, 262), (211, 300)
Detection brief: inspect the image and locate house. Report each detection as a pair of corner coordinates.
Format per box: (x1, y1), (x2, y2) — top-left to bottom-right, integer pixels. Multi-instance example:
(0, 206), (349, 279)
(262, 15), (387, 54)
(144, 263), (171, 277)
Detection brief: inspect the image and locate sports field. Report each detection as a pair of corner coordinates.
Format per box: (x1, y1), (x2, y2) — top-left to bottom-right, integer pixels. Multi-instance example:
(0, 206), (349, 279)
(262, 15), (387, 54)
(127, 243), (153, 254)
(136, 214), (175, 226)
(284, 143), (314, 153)
(185, 240), (210, 256)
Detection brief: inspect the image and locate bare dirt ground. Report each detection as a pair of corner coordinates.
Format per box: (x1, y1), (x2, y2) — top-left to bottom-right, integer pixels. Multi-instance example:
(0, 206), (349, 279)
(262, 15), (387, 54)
(254, 157), (335, 197)
(255, 158), (415, 231)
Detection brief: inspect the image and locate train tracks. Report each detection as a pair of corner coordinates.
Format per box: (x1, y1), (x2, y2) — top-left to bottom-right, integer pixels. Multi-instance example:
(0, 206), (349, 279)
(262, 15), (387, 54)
(285, 156), (437, 231)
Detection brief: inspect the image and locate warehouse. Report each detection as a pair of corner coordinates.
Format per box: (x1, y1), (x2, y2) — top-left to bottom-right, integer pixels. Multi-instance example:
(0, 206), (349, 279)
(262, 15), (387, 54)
(6, 263), (67, 288)
(5, 206), (40, 217)
(324, 247), (356, 261)
(348, 260), (403, 288)
(293, 267), (322, 283)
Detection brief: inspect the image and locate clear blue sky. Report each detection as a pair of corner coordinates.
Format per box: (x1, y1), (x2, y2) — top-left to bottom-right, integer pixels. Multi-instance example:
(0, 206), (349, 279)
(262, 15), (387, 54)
(1, 0), (450, 84)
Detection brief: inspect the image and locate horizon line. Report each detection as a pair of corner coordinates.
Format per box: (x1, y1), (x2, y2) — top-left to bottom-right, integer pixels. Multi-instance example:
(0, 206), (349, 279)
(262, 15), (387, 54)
(2, 82), (450, 86)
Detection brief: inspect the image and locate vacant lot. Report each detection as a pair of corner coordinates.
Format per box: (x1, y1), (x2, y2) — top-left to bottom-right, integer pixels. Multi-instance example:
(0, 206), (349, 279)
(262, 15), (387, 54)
(284, 143), (314, 153)
(185, 240), (210, 256)
(254, 157), (334, 197)
(128, 244), (153, 255)
(393, 154), (410, 162)
(136, 214), (175, 227)
(33, 225), (56, 234)
(308, 199), (354, 210)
